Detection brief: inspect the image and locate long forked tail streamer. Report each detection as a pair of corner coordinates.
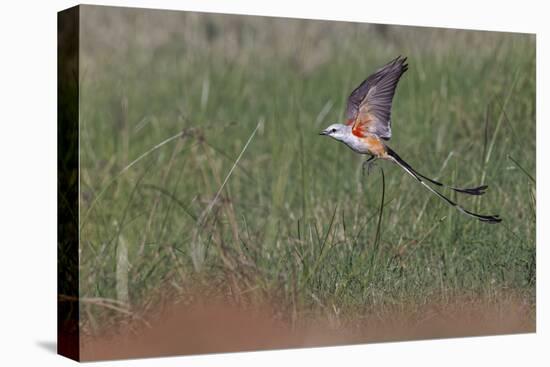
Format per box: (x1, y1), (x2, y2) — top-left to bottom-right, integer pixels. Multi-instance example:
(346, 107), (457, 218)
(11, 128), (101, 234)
(387, 148), (488, 196)
(386, 149), (501, 223)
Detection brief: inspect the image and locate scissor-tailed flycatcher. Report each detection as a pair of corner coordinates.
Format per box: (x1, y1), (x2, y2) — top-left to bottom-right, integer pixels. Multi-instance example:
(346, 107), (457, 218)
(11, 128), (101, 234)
(320, 56), (501, 223)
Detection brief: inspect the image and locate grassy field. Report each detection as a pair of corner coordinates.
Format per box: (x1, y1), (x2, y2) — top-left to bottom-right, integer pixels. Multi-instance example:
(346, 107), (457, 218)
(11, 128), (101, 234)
(77, 6), (535, 333)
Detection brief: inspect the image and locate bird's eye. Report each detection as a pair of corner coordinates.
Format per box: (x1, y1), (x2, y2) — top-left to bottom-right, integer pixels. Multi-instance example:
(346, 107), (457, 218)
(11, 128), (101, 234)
(331, 128), (337, 133)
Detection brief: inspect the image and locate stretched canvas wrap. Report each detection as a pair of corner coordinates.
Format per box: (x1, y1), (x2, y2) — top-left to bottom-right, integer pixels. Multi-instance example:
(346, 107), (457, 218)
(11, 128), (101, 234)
(58, 4), (536, 362)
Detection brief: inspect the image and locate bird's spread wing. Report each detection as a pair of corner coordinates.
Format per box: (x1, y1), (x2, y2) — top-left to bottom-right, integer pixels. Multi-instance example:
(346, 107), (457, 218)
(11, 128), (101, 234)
(345, 56), (408, 140)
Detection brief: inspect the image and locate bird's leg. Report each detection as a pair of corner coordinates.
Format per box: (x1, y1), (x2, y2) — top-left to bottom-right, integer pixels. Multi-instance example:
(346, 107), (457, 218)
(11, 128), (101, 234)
(362, 155), (377, 177)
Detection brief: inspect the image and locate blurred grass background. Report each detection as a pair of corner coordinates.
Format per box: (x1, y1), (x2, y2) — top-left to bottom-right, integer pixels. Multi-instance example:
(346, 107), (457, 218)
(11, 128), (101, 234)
(77, 5), (535, 332)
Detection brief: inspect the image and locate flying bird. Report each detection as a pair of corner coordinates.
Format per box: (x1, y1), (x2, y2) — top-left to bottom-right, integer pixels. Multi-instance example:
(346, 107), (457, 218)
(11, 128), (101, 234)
(320, 56), (501, 223)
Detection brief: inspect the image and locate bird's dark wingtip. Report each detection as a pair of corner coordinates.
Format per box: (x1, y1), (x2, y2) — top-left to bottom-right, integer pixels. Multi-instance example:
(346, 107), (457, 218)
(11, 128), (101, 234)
(398, 55), (409, 72)
(392, 55), (407, 65)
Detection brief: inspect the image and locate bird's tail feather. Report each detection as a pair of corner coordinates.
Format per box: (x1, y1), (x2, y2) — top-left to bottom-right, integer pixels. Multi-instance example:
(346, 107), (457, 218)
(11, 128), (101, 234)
(386, 148), (501, 223)
(386, 148), (488, 195)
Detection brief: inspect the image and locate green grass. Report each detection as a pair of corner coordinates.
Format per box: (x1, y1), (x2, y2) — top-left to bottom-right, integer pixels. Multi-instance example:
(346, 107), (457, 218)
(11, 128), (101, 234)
(77, 7), (535, 330)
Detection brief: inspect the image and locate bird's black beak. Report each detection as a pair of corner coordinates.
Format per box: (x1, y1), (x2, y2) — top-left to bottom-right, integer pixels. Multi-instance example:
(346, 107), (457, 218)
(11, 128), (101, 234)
(319, 130), (327, 136)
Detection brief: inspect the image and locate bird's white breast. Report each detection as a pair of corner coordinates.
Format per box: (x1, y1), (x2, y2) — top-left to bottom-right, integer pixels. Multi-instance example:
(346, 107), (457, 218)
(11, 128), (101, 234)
(340, 134), (371, 154)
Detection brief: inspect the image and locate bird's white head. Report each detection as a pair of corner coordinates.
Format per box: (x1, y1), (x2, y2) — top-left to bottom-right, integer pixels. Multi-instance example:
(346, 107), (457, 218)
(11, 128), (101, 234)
(319, 123), (350, 142)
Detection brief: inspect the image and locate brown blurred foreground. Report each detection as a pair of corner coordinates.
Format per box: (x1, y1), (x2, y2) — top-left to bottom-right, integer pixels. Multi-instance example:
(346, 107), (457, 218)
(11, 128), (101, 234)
(80, 292), (534, 361)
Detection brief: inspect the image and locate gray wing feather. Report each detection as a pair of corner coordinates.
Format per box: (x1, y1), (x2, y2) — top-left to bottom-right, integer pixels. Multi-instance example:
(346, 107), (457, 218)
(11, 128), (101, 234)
(346, 56), (408, 140)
